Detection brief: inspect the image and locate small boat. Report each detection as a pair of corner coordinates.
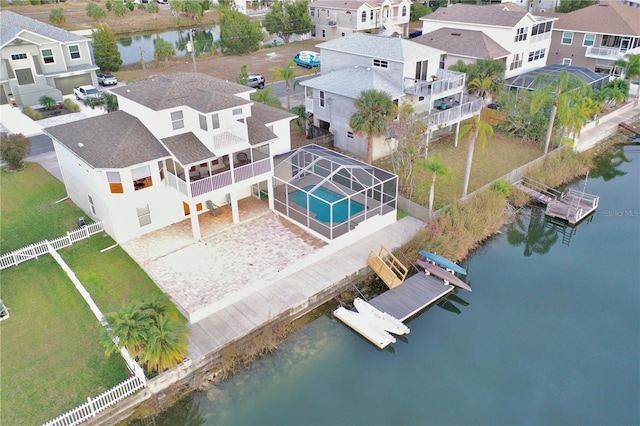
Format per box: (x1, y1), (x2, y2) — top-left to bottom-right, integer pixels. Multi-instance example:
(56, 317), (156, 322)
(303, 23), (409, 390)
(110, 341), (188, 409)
(334, 306), (396, 349)
(416, 259), (473, 292)
(419, 250), (467, 275)
(353, 298), (410, 335)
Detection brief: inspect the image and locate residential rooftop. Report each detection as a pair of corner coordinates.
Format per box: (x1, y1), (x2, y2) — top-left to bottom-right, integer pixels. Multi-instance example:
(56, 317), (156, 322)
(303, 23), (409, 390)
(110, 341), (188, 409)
(301, 66), (405, 99)
(0, 10), (88, 47)
(420, 3), (530, 27)
(413, 28), (510, 60)
(540, 1), (640, 34)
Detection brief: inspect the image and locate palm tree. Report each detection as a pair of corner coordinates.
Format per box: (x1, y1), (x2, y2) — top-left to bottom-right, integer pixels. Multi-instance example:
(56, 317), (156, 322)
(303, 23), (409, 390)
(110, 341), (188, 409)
(272, 60), (299, 110)
(251, 87), (282, 108)
(420, 154), (451, 214)
(102, 301), (151, 357)
(459, 114), (493, 196)
(612, 53), (640, 103)
(349, 90), (394, 164)
(530, 70), (591, 155)
(564, 97), (592, 143)
(141, 315), (190, 373)
(467, 76), (493, 105)
(448, 59), (471, 75)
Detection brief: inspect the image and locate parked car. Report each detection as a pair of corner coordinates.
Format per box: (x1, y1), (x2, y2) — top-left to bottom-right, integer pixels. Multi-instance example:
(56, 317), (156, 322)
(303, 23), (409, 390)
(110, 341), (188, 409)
(74, 85), (102, 101)
(293, 51), (321, 68)
(97, 73), (118, 86)
(409, 30), (423, 39)
(245, 74), (265, 89)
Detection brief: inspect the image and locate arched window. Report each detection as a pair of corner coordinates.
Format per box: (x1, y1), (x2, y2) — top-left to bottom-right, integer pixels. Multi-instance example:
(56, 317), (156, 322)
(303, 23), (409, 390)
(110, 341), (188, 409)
(362, 11), (367, 22)
(402, 6), (407, 16)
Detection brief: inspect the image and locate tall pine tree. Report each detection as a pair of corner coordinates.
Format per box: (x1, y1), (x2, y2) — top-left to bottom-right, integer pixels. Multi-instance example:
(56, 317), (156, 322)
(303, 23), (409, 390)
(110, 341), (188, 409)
(92, 24), (122, 72)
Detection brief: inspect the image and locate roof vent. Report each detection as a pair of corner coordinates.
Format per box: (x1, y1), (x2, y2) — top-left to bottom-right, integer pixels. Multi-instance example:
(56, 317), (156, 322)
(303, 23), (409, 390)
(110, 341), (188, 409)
(451, 32), (461, 36)
(78, 143), (84, 148)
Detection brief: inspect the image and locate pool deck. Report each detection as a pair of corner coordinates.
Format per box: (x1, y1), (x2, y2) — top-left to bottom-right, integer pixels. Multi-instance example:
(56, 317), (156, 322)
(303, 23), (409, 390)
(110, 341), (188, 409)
(187, 215), (425, 361)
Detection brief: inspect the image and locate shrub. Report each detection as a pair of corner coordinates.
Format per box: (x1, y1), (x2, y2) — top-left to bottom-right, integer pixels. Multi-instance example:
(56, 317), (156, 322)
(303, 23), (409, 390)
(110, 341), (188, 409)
(63, 98), (81, 112)
(21, 106), (42, 121)
(492, 180), (512, 197)
(38, 95), (57, 111)
(126, 0), (135, 12)
(105, 0), (113, 12)
(1, 133), (32, 170)
(87, 2), (107, 19)
(137, 2), (146, 11)
(113, 2), (128, 16)
(49, 8), (66, 25)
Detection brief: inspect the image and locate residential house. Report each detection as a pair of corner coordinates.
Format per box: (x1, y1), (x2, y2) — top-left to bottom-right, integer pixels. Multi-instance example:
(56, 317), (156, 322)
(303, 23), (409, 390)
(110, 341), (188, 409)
(542, 1), (640, 74)
(502, 0), (560, 13)
(419, 3), (557, 79)
(309, 0), (411, 40)
(44, 73), (296, 243)
(301, 33), (482, 161)
(0, 10), (98, 107)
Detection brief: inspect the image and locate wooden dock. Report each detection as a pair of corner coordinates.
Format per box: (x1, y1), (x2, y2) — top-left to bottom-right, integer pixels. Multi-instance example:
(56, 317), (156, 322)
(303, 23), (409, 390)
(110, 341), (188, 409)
(513, 177), (599, 224)
(619, 122), (640, 137)
(367, 272), (454, 322)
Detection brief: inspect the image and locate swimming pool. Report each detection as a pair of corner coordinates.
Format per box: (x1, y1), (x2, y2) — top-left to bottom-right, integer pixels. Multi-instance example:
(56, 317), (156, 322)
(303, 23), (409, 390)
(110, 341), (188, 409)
(289, 186), (364, 223)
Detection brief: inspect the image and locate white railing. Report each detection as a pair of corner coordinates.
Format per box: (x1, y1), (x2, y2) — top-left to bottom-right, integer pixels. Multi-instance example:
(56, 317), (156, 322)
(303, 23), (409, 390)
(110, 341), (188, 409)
(305, 97), (314, 114)
(0, 222), (104, 270)
(425, 97), (482, 128)
(42, 375), (146, 426)
(585, 45), (640, 60)
(404, 69), (466, 99)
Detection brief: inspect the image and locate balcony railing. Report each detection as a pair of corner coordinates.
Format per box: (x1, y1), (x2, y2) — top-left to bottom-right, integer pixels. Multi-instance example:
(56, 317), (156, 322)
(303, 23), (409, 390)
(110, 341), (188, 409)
(166, 157), (271, 198)
(423, 96), (482, 128)
(404, 69), (465, 99)
(585, 45), (640, 60)
(305, 97), (314, 115)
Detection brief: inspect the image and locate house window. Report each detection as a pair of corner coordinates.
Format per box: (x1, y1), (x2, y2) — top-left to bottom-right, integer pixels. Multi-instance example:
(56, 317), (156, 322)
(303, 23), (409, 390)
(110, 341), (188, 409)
(562, 58), (572, 66)
(310, 7), (315, 17)
(319, 90), (325, 108)
(342, 32), (345, 37)
(88, 195), (96, 215)
(514, 27), (527, 42)
(68, 45), (80, 59)
(171, 110), (184, 130)
(232, 108), (242, 116)
(370, 10), (374, 20)
(347, 131), (354, 138)
(583, 33), (595, 47)
(41, 49), (54, 64)
(528, 48), (546, 62)
(158, 160), (165, 181)
(211, 113), (220, 129)
(510, 53), (523, 70)
(373, 59), (388, 69)
(362, 11), (367, 22)
(402, 5), (407, 16)
(439, 54), (446, 69)
(137, 205), (151, 227)
(107, 171), (123, 193)
(562, 31), (573, 45)
(322, 29), (326, 38)
(11, 53), (27, 60)
(415, 60), (428, 80)
(199, 114), (208, 131)
(132, 165), (152, 190)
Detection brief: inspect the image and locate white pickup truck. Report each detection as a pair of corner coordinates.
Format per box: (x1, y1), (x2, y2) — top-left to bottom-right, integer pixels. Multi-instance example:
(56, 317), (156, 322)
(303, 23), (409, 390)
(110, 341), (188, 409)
(74, 85), (102, 101)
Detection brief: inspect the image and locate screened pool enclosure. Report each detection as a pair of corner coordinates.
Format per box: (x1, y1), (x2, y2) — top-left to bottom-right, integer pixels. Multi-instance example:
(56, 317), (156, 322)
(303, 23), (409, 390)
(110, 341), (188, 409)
(273, 145), (398, 241)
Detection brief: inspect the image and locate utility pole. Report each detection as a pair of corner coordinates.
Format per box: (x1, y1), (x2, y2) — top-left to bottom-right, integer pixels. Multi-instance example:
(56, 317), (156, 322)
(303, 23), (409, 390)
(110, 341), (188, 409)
(139, 47), (146, 77)
(189, 29), (197, 73)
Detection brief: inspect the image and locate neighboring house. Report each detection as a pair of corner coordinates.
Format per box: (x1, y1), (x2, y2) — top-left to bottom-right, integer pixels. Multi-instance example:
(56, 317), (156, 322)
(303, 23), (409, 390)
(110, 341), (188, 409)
(309, 0), (411, 40)
(419, 3), (557, 79)
(502, 0), (560, 13)
(301, 33), (482, 160)
(412, 28), (510, 72)
(542, 1), (640, 74)
(44, 73), (296, 243)
(0, 10), (98, 107)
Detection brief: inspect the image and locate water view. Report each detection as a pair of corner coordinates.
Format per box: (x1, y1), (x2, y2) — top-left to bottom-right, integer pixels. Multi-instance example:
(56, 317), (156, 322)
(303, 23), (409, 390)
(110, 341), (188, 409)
(152, 145), (639, 425)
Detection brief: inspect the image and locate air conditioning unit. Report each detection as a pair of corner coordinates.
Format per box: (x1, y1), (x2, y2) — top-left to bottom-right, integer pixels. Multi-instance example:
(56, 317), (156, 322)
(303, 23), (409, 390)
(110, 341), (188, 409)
(328, 20), (337, 26)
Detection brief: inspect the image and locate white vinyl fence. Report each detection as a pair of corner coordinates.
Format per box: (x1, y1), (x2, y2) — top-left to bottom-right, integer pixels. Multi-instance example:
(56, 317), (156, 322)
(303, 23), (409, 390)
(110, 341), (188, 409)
(0, 222), (104, 270)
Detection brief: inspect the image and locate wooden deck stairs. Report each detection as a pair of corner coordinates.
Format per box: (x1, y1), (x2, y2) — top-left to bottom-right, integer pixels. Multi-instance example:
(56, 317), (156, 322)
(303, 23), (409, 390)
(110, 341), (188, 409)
(367, 246), (408, 289)
(513, 177), (599, 225)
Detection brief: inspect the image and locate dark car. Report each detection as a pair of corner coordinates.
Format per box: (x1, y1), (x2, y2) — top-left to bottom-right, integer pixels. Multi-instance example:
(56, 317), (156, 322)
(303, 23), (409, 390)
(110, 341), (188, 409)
(409, 30), (423, 39)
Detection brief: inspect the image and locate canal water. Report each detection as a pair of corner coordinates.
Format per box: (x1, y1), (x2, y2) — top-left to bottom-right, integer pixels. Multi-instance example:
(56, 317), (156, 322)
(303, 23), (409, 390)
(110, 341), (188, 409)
(151, 145), (639, 425)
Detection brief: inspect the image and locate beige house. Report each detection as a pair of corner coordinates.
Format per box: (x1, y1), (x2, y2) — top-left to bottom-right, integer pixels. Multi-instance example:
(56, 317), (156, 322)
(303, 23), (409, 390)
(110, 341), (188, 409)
(0, 10), (98, 107)
(309, 0), (411, 40)
(542, 1), (640, 74)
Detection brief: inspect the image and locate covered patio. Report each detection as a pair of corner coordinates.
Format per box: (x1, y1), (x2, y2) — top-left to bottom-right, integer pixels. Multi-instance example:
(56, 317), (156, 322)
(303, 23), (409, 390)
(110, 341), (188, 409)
(272, 145), (398, 241)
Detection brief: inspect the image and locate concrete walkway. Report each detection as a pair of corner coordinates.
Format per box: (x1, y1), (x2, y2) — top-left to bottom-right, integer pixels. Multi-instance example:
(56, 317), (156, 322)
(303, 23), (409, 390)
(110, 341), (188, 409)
(575, 102), (640, 152)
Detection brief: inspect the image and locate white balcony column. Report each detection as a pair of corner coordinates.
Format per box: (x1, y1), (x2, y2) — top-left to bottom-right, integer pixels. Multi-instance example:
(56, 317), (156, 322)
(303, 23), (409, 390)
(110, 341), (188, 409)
(229, 191), (240, 224)
(454, 120), (461, 148)
(189, 204), (202, 240)
(267, 179), (275, 210)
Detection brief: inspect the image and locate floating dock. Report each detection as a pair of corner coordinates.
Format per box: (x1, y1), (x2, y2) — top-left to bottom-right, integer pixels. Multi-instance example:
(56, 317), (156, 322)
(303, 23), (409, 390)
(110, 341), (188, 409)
(513, 177), (599, 224)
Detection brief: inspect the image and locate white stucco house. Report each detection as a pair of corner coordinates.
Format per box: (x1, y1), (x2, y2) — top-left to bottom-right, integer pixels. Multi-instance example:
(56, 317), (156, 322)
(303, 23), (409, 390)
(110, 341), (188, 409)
(44, 73), (296, 243)
(309, 0), (411, 40)
(300, 33), (482, 161)
(0, 10), (98, 107)
(419, 3), (556, 79)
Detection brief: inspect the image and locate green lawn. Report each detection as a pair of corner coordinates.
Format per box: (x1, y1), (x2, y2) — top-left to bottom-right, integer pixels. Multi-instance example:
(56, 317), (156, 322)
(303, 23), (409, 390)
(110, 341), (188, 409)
(378, 131), (543, 210)
(0, 257), (128, 426)
(0, 163), (184, 423)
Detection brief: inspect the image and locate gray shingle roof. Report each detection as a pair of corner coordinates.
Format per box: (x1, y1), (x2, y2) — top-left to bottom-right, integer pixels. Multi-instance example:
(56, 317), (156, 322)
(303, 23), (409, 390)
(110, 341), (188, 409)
(247, 116), (278, 146)
(250, 101), (296, 125)
(301, 66), (404, 99)
(45, 111), (169, 169)
(0, 10), (88, 48)
(413, 28), (510, 59)
(110, 73), (251, 113)
(421, 3), (528, 27)
(546, 2), (640, 35)
(317, 33), (445, 62)
(161, 132), (214, 165)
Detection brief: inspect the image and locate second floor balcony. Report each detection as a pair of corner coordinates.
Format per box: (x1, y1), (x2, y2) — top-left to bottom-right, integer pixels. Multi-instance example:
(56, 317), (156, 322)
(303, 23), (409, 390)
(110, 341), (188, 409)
(422, 94), (483, 129)
(585, 44), (640, 61)
(404, 69), (465, 100)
